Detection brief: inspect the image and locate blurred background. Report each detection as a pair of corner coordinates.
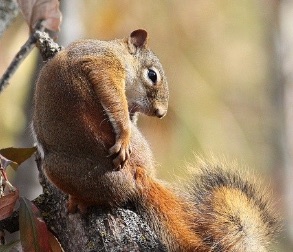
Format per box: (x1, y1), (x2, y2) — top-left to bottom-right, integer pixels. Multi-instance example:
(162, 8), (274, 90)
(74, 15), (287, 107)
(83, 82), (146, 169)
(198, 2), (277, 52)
(0, 0), (292, 250)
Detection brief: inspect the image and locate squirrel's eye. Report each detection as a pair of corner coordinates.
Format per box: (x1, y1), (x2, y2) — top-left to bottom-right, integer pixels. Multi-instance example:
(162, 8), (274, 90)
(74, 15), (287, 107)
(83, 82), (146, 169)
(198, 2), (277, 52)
(148, 69), (157, 84)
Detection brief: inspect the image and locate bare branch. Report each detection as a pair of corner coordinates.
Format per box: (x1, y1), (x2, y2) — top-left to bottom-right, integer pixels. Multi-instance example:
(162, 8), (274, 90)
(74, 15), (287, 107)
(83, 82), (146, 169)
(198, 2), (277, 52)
(0, 33), (37, 93)
(0, 27), (62, 93)
(0, 0), (19, 37)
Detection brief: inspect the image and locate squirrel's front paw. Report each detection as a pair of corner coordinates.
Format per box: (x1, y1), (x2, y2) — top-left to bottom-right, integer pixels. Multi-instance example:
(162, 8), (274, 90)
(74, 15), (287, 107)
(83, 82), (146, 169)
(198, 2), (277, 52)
(109, 137), (132, 170)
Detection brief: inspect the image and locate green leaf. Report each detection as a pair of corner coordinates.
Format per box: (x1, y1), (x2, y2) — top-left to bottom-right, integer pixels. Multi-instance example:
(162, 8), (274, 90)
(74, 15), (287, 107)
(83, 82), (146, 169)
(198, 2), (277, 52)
(0, 240), (21, 252)
(19, 197), (50, 252)
(0, 147), (37, 170)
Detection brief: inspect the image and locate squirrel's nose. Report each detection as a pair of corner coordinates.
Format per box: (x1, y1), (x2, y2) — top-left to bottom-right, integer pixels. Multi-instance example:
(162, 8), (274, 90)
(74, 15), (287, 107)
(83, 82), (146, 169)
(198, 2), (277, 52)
(155, 107), (167, 118)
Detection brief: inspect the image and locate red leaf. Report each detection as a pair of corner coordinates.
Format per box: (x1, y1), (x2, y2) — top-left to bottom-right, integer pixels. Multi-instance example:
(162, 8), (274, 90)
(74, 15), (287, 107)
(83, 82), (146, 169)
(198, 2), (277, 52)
(0, 147), (37, 170)
(19, 198), (51, 252)
(0, 154), (15, 170)
(48, 231), (63, 252)
(0, 189), (19, 221)
(17, 0), (62, 32)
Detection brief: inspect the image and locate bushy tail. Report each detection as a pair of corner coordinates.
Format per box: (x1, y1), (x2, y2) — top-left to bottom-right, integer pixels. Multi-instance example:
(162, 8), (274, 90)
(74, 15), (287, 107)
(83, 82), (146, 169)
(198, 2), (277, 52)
(134, 167), (209, 252)
(188, 160), (279, 252)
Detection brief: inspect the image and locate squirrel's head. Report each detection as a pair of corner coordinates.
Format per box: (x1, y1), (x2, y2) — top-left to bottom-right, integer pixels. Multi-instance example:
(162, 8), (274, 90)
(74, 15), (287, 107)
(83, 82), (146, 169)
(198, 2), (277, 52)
(125, 29), (169, 119)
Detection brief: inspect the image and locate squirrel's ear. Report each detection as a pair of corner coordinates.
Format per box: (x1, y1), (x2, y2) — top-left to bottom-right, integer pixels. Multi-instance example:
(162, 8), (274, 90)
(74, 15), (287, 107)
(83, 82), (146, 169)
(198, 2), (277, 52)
(128, 29), (148, 54)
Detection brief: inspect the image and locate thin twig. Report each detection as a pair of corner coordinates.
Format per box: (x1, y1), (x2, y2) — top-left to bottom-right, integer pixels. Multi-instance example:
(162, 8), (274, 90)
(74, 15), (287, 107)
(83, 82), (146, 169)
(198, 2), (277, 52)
(0, 33), (37, 93)
(0, 23), (62, 93)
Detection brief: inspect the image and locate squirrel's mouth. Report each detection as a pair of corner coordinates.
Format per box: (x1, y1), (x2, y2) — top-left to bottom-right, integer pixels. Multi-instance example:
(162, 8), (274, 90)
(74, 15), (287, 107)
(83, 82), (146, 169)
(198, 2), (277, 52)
(129, 103), (153, 116)
(129, 102), (166, 119)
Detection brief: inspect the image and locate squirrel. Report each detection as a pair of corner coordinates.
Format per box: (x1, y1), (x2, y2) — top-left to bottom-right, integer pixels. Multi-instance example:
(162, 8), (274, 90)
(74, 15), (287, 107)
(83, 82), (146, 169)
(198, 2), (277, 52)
(33, 29), (168, 170)
(32, 29), (278, 251)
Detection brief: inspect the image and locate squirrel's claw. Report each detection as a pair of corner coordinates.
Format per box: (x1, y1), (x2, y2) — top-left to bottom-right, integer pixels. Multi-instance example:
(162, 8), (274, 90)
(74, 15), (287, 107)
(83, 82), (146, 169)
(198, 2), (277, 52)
(109, 139), (132, 170)
(67, 195), (89, 214)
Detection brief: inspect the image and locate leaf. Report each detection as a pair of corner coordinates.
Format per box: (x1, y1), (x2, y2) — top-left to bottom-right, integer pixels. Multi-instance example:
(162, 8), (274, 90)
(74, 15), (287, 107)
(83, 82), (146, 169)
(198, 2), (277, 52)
(48, 232), (63, 252)
(0, 189), (19, 221)
(0, 154), (16, 170)
(17, 0), (62, 32)
(19, 198), (51, 252)
(0, 147), (37, 170)
(0, 240), (21, 252)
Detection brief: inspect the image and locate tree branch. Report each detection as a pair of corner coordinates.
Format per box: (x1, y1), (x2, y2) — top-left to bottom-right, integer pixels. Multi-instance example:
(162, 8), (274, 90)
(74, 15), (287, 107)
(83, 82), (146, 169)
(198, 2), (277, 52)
(0, 0), (19, 37)
(0, 27), (62, 93)
(0, 32), (37, 92)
